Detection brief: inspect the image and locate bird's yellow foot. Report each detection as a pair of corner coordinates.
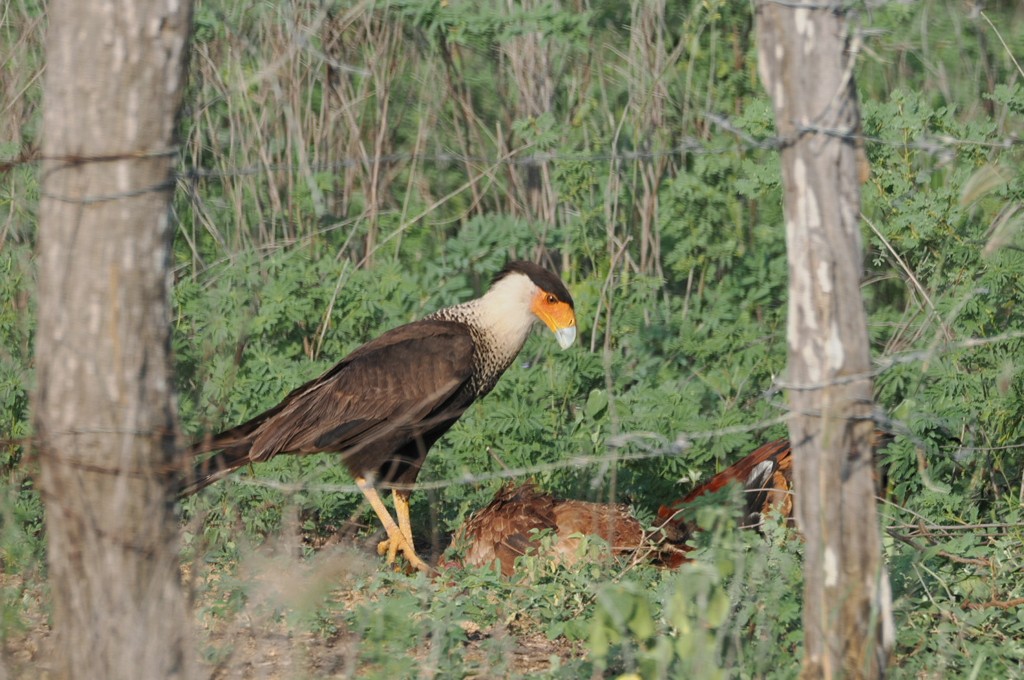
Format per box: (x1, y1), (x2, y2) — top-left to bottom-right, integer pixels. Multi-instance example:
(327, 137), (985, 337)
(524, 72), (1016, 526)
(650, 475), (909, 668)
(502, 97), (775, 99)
(377, 533), (431, 573)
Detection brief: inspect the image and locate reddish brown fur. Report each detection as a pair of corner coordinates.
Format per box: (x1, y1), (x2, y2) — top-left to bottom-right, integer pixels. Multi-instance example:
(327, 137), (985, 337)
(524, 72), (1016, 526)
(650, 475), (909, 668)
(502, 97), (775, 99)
(658, 436), (795, 532)
(456, 481), (686, 577)
(658, 430), (891, 563)
(455, 431), (890, 575)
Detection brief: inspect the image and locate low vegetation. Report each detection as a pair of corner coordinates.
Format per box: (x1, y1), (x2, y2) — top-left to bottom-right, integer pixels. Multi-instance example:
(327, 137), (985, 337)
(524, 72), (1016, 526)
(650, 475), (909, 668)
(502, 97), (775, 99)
(2, 0), (1024, 676)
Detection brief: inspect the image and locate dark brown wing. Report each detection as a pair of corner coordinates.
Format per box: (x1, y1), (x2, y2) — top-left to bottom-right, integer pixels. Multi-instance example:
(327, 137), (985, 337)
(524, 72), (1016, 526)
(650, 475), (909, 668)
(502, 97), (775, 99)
(248, 321), (475, 461)
(184, 320), (475, 494)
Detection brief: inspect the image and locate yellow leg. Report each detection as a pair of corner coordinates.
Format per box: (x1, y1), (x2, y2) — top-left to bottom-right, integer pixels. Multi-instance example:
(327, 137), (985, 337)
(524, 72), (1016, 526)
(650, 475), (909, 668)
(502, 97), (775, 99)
(355, 477), (430, 573)
(392, 489), (415, 549)
(376, 489), (417, 566)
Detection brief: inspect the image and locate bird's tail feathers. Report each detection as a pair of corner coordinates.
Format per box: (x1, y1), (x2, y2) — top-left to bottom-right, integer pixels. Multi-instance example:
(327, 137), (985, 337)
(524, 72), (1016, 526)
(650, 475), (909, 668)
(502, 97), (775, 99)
(179, 427), (259, 498)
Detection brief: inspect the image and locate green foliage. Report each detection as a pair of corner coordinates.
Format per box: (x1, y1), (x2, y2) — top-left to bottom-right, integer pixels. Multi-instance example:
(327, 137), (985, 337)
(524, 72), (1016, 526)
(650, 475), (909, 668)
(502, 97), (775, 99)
(862, 87), (1024, 516)
(0, 244), (33, 472)
(389, 0), (592, 50)
(0, 243), (45, 584)
(589, 571), (727, 679)
(885, 510), (1024, 677)
(585, 508), (806, 679)
(5, 0), (1024, 676)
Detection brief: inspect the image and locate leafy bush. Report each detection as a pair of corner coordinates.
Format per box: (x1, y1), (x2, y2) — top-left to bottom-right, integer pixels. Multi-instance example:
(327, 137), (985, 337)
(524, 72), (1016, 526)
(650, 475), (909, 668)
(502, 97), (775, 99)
(4, 0), (1024, 676)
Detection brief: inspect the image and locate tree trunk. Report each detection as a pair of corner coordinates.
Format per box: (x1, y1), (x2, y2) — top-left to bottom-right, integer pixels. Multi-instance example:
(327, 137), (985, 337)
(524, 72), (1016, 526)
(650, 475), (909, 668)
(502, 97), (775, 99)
(754, 3), (894, 678)
(34, 0), (194, 678)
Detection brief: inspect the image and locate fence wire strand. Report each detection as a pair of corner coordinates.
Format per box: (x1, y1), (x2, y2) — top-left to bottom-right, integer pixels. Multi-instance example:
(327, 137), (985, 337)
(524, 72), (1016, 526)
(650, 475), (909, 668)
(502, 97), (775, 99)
(4, 122), (1022, 184)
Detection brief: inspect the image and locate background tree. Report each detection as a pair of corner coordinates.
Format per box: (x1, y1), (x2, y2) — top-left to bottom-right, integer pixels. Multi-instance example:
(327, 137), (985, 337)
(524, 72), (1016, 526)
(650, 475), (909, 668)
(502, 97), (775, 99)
(755, 2), (894, 677)
(3, 0), (1021, 676)
(33, 0), (195, 677)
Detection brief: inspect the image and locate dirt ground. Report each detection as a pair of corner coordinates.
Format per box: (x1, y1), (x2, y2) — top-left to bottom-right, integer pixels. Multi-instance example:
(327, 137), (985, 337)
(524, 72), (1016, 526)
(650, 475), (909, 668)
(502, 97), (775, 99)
(2, 611), (580, 680)
(0, 548), (586, 679)
(199, 615), (580, 679)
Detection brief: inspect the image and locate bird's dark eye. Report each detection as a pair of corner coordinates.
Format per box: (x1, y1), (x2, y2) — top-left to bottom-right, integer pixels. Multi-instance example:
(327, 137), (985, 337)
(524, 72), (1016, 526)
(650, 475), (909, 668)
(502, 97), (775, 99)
(546, 294), (557, 304)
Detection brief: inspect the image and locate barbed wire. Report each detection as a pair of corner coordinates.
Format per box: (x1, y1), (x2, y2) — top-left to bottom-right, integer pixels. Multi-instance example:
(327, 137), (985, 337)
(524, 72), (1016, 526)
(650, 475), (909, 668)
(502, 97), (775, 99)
(157, 317), (1024, 501)
(5, 120), (1022, 189)
(166, 392), (1008, 499)
(183, 444), (1024, 545)
(10, 320), (1024, 457)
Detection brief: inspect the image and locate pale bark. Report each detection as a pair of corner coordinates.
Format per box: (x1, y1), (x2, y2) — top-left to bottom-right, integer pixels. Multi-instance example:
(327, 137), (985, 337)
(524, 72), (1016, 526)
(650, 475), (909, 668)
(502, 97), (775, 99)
(754, 2), (893, 678)
(34, 0), (194, 677)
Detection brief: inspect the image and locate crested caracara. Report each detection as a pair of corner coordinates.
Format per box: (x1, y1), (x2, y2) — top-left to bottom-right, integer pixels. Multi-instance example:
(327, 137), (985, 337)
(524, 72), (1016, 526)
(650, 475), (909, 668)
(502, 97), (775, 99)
(183, 260), (577, 572)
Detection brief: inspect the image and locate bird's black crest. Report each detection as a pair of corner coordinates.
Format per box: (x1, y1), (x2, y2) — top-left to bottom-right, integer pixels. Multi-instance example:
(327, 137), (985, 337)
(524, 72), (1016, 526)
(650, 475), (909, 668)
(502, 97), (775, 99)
(495, 260), (574, 308)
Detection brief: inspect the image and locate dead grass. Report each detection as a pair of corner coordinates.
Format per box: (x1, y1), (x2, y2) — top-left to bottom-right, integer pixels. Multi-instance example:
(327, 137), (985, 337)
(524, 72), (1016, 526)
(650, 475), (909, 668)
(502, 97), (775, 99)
(2, 542), (586, 680)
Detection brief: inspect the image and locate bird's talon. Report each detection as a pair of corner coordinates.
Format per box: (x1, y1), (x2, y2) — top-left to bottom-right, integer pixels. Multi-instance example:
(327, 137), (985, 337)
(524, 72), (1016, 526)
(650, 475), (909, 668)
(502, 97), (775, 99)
(379, 534), (414, 567)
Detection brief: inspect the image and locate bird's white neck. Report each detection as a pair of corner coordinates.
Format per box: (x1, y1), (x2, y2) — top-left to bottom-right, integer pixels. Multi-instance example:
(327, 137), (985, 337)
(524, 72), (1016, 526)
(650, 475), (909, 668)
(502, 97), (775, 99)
(473, 273), (540, 351)
(430, 272), (540, 360)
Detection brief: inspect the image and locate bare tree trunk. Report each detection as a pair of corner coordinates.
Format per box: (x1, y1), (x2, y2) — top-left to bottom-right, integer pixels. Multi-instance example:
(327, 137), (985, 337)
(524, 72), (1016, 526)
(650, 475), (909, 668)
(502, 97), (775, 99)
(34, 0), (194, 678)
(754, 3), (893, 678)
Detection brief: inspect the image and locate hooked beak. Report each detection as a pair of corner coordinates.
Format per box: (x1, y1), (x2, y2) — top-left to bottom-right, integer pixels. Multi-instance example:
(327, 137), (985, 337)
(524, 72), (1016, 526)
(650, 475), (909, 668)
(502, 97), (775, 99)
(532, 295), (577, 350)
(553, 325), (577, 350)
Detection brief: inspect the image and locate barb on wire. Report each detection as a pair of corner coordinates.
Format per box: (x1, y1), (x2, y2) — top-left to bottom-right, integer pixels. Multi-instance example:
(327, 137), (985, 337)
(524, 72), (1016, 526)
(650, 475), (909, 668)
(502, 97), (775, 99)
(773, 325), (1024, 395)
(5, 120), (1021, 182)
(41, 179), (177, 206)
(19, 147), (184, 205)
